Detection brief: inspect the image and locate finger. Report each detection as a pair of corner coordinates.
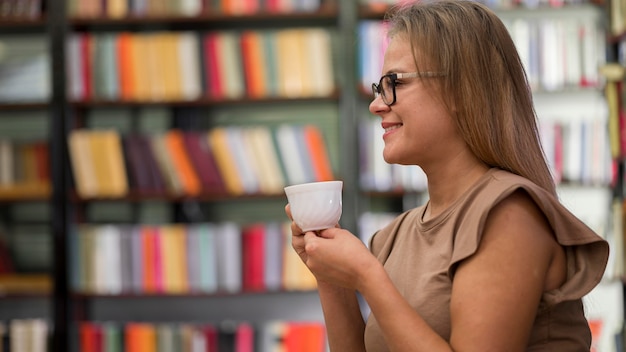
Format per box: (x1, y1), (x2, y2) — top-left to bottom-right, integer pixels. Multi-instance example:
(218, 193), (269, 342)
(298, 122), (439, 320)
(291, 221), (303, 236)
(285, 204), (293, 220)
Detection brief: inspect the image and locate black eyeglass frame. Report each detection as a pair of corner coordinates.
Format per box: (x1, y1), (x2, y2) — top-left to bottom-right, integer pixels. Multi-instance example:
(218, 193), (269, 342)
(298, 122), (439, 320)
(371, 71), (445, 106)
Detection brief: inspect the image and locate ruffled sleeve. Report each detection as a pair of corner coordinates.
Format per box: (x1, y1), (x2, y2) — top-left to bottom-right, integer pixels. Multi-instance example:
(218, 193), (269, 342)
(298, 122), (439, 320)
(448, 174), (609, 305)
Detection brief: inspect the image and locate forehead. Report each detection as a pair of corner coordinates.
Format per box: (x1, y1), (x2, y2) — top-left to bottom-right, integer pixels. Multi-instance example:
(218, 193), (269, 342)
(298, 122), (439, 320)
(383, 34), (418, 72)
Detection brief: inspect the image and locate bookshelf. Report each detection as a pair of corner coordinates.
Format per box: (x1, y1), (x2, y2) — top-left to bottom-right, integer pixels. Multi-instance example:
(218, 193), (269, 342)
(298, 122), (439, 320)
(0, 0), (55, 349)
(54, 0), (356, 351)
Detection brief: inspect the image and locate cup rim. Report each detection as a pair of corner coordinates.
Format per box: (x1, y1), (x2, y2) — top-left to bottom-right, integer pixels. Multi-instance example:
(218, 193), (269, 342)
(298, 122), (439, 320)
(284, 180), (343, 195)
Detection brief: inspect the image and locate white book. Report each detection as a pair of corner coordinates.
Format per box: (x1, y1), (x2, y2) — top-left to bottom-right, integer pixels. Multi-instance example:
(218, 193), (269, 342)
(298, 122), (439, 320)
(563, 20), (582, 88)
(539, 19), (564, 92)
(264, 222), (284, 291)
(65, 34), (84, 101)
(216, 222), (242, 293)
(180, 0), (202, 16)
(218, 32), (245, 99)
(226, 127), (259, 194)
(178, 31), (202, 101)
(307, 28), (334, 96)
(99, 225), (122, 294)
(275, 124), (309, 186)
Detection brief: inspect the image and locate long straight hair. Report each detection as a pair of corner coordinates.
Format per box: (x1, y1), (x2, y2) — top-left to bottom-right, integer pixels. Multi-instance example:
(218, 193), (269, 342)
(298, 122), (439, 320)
(385, 0), (557, 195)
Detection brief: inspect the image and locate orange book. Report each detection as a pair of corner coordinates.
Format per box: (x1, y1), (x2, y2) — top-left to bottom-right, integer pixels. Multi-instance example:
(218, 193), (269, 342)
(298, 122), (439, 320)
(125, 323), (157, 352)
(117, 32), (135, 101)
(160, 225), (189, 294)
(240, 30), (267, 99)
(164, 130), (202, 196)
(303, 125), (334, 182)
(207, 127), (245, 195)
(141, 226), (158, 293)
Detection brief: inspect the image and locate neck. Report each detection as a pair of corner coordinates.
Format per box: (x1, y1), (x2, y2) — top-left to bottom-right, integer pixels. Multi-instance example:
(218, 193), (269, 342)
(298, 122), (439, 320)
(423, 162), (490, 220)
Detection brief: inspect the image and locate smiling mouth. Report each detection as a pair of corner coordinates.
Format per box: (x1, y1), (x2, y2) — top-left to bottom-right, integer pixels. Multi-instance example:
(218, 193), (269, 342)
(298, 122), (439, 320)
(384, 124), (402, 133)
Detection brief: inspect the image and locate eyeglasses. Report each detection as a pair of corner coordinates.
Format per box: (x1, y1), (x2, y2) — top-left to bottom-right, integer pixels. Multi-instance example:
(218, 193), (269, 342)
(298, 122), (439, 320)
(371, 72), (445, 106)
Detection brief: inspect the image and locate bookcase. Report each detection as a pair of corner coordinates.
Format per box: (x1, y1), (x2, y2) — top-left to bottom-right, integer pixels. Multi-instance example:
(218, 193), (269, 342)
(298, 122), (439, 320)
(0, 0), (623, 350)
(54, 1), (358, 351)
(0, 0), (56, 350)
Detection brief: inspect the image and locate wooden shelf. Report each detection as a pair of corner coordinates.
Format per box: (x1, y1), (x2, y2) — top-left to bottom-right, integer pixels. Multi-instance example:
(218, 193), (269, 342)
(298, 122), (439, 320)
(68, 5), (339, 30)
(69, 190), (287, 203)
(68, 93), (341, 109)
(0, 102), (50, 111)
(0, 183), (51, 202)
(0, 274), (51, 296)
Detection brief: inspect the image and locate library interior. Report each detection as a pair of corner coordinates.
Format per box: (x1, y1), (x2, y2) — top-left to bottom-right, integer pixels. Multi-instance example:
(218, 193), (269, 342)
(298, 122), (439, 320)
(0, 0), (625, 350)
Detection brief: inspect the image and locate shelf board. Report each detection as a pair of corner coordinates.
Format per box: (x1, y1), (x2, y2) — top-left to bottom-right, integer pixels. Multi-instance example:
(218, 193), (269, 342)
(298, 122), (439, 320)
(0, 274), (52, 296)
(71, 288), (317, 299)
(69, 93), (341, 108)
(70, 190), (287, 202)
(68, 5), (339, 29)
(0, 102), (50, 111)
(0, 183), (51, 202)
(0, 16), (46, 29)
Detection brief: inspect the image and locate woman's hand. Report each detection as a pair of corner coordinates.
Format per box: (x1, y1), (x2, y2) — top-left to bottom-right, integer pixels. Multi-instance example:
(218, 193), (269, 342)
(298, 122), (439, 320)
(302, 227), (379, 291)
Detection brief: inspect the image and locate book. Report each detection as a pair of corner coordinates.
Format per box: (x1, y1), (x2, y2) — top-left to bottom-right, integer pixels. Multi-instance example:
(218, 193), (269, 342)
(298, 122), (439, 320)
(240, 30), (268, 98)
(215, 222), (242, 293)
(164, 129), (202, 196)
(207, 127), (245, 195)
(67, 130), (98, 197)
(242, 223), (265, 292)
(88, 129), (129, 197)
(182, 131), (226, 194)
(302, 125), (334, 182)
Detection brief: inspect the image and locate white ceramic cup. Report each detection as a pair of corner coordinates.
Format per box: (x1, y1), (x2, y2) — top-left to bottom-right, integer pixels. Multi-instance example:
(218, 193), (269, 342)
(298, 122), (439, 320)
(284, 181), (343, 232)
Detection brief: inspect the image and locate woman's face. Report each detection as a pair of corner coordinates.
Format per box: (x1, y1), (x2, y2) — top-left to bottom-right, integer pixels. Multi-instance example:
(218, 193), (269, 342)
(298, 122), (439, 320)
(369, 34), (465, 170)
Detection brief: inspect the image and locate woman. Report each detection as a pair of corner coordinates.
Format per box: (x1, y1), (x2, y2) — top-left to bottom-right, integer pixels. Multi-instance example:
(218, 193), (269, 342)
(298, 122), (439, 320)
(285, 0), (609, 350)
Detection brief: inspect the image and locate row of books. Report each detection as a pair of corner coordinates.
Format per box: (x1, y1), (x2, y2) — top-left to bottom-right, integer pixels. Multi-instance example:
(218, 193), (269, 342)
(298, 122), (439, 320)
(0, 139), (49, 188)
(67, 125), (334, 198)
(358, 17), (603, 96)
(0, 0), (41, 19)
(79, 320), (325, 352)
(67, 0), (324, 18)
(0, 35), (50, 103)
(70, 222), (317, 295)
(360, 0), (591, 11)
(0, 319), (49, 352)
(539, 119), (612, 186)
(66, 28), (334, 102)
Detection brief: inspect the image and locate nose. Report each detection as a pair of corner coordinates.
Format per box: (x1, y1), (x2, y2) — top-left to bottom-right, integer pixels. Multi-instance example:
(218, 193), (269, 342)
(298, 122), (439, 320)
(369, 94), (390, 115)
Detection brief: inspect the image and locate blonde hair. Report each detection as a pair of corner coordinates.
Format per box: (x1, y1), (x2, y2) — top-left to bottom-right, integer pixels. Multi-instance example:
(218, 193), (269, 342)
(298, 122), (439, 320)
(386, 0), (556, 195)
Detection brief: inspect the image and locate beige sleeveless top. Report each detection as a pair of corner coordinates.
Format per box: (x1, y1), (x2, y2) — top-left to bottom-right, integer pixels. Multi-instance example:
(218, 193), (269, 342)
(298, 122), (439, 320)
(364, 168), (609, 351)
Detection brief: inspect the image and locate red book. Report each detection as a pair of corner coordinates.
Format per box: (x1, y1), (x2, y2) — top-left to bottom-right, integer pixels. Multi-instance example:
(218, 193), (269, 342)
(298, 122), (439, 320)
(80, 33), (94, 100)
(79, 322), (97, 352)
(202, 324), (219, 352)
(235, 323), (255, 352)
(242, 223), (265, 292)
(203, 32), (223, 99)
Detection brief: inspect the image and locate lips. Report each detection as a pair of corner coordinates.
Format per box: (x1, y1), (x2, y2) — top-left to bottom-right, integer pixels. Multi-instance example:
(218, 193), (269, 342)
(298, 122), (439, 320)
(382, 123), (402, 133)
